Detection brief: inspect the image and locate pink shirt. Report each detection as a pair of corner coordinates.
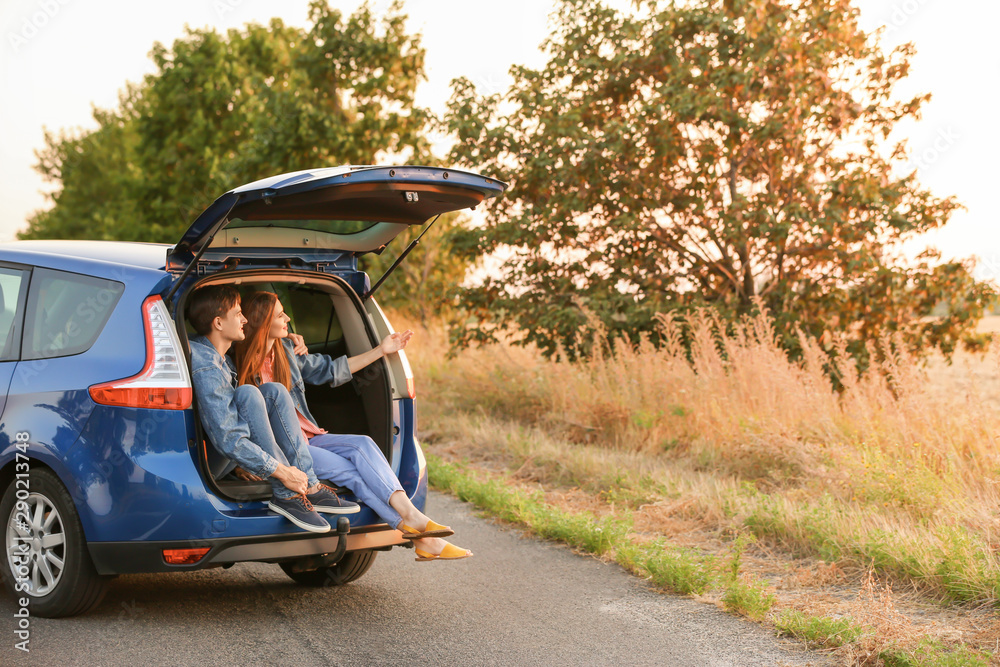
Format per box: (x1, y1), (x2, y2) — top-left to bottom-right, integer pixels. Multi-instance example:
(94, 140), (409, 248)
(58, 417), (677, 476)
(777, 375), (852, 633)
(261, 351), (327, 442)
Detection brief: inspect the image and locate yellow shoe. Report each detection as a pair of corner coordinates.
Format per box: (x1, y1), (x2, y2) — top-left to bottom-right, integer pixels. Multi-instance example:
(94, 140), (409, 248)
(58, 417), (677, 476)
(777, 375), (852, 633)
(414, 543), (473, 562)
(399, 519), (454, 540)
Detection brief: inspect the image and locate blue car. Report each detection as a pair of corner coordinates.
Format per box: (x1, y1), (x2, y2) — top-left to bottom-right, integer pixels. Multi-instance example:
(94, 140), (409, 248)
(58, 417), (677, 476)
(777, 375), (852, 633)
(0, 165), (506, 617)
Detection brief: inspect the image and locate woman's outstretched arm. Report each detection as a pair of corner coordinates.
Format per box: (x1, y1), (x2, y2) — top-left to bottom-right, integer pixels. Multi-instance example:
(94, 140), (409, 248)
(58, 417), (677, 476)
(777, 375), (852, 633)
(346, 330), (413, 374)
(286, 330), (413, 386)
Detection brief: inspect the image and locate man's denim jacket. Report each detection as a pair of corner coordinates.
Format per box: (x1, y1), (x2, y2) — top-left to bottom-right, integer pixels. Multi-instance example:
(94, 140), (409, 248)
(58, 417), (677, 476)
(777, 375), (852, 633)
(189, 335), (280, 479)
(271, 337), (353, 426)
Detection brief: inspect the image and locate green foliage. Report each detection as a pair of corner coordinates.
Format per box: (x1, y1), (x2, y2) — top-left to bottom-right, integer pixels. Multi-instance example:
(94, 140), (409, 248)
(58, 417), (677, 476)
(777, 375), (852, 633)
(718, 530), (775, 619)
(724, 532), (755, 584)
(722, 575), (777, 621)
(739, 488), (1000, 603)
(598, 475), (665, 509)
(442, 0), (993, 364)
(427, 454), (631, 555)
(618, 540), (720, 595)
(21, 1), (463, 316)
(529, 505), (632, 556)
(880, 638), (993, 667)
(933, 526), (1000, 603)
(773, 610), (863, 648)
(427, 456), (539, 525)
(429, 454), (720, 594)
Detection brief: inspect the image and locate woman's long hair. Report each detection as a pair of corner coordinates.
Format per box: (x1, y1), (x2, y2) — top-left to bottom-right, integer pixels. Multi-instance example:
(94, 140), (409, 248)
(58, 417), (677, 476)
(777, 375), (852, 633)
(231, 291), (292, 390)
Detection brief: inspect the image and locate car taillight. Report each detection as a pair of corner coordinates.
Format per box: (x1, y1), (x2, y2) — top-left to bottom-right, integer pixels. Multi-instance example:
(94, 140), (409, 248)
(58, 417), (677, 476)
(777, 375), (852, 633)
(399, 348), (416, 399)
(89, 296), (192, 410)
(162, 547), (210, 565)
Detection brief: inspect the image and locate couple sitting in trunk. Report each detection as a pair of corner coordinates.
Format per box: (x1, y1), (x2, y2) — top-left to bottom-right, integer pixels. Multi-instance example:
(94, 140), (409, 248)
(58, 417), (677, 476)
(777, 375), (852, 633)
(185, 284), (471, 562)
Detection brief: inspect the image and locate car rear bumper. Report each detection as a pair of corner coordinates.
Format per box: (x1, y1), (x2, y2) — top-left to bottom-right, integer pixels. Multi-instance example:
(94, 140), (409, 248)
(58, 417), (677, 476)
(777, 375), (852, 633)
(87, 523), (407, 575)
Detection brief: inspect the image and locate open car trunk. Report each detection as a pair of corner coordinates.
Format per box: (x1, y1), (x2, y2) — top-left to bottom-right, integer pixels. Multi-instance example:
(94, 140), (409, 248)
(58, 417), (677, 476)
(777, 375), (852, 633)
(177, 269), (391, 502)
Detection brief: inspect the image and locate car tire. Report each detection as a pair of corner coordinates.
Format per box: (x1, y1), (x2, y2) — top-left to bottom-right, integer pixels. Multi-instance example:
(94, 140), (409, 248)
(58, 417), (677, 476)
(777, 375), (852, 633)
(1, 468), (109, 618)
(279, 549), (378, 587)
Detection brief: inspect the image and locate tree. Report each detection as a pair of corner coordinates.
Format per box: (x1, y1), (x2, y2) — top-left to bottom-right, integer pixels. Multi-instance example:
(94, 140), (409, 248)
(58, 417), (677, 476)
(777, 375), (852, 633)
(442, 0), (993, 363)
(21, 0), (459, 316)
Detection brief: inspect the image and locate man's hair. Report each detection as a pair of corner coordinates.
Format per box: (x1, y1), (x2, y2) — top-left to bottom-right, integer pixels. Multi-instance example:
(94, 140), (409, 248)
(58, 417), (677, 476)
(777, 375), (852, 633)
(187, 285), (240, 336)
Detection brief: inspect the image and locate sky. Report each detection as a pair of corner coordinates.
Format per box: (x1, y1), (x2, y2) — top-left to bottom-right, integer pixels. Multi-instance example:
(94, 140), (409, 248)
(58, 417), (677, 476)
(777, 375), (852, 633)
(0, 0), (997, 280)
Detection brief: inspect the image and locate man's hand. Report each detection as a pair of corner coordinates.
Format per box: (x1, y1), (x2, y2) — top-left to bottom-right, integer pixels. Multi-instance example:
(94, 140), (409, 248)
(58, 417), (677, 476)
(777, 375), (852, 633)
(380, 330), (413, 356)
(270, 464), (309, 495)
(288, 332), (308, 356)
(233, 466), (263, 482)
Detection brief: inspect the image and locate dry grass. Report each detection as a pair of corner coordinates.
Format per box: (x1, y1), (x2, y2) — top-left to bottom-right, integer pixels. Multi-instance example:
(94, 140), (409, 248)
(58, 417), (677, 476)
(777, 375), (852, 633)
(394, 309), (1000, 661)
(844, 567), (916, 665)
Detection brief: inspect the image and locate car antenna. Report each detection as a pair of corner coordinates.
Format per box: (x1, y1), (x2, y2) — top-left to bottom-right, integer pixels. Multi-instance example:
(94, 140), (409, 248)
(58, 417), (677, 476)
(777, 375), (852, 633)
(363, 214), (441, 302)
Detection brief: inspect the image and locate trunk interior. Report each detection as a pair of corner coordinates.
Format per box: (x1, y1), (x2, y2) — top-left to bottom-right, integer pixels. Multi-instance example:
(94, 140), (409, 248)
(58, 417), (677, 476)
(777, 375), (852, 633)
(177, 270), (392, 502)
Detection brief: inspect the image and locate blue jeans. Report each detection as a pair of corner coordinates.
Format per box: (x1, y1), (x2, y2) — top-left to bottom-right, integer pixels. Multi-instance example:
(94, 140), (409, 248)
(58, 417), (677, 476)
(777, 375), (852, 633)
(234, 383), (319, 500)
(308, 434), (404, 529)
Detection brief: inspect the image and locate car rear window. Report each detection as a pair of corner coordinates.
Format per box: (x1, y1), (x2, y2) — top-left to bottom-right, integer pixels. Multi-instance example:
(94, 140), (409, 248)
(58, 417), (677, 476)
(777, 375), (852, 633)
(23, 268), (125, 360)
(0, 267), (28, 361)
(226, 217), (377, 236)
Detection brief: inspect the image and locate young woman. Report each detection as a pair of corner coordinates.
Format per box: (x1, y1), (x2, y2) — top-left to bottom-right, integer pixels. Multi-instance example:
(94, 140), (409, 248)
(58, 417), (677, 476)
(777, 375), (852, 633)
(231, 291), (472, 562)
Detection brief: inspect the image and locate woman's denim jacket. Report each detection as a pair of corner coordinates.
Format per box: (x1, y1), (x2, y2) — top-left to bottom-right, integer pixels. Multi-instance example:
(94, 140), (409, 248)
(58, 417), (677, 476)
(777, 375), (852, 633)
(272, 337), (353, 426)
(188, 335), (280, 479)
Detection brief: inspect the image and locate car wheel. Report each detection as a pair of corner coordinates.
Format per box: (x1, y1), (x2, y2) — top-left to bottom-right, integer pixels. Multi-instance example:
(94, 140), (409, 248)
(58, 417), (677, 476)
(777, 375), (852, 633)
(0, 468), (109, 617)
(279, 549), (378, 587)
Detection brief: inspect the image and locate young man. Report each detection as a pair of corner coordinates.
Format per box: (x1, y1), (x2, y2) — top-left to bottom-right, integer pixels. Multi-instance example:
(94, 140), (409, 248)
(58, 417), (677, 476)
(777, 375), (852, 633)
(186, 284), (359, 533)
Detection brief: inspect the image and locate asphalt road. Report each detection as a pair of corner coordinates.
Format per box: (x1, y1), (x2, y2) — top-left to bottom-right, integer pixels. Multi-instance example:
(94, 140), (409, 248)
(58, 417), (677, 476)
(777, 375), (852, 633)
(0, 491), (825, 666)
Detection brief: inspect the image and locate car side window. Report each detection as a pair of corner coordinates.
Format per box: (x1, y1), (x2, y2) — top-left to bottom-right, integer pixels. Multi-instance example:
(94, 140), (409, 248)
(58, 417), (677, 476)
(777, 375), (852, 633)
(23, 268), (125, 361)
(286, 286), (343, 346)
(0, 267), (29, 362)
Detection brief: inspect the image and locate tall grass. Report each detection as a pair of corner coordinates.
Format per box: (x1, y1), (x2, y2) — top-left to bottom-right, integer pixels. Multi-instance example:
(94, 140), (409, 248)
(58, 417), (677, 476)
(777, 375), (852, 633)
(398, 309), (1000, 603)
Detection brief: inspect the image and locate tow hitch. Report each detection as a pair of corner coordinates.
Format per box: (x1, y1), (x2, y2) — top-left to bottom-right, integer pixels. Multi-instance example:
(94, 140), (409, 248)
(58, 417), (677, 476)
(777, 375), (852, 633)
(284, 517), (352, 572)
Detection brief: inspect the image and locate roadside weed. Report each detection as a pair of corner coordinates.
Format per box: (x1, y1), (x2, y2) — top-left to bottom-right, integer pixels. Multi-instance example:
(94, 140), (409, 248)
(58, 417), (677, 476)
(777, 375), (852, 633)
(773, 610), (864, 648)
(617, 540), (719, 596)
(722, 575), (776, 621)
(878, 638), (992, 667)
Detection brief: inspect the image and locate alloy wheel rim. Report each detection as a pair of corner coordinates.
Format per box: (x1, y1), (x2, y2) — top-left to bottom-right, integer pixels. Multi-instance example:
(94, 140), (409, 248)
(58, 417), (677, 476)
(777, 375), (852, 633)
(6, 493), (66, 597)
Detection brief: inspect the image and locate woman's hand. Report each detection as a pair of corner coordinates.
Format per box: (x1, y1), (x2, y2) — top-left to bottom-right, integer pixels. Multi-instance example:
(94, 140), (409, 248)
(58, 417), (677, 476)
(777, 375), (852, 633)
(380, 330), (413, 356)
(347, 330), (414, 374)
(288, 332), (308, 356)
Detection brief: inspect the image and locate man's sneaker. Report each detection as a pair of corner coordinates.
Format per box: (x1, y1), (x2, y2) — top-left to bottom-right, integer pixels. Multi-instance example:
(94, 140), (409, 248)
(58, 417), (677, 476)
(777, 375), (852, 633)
(267, 494), (331, 533)
(307, 484), (361, 515)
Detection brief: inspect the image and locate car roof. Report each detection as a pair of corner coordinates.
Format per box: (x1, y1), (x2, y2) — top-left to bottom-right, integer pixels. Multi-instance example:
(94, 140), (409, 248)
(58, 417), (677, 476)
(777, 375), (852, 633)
(2, 240), (169, 270)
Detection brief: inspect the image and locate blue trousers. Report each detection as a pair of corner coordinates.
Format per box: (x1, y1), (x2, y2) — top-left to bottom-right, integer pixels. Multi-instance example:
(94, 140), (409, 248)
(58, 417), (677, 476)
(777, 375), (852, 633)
(308, 434), (404, 529)
(233, 383), (320, 500)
